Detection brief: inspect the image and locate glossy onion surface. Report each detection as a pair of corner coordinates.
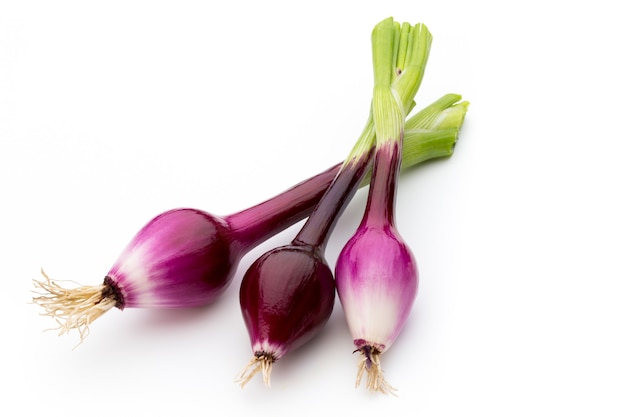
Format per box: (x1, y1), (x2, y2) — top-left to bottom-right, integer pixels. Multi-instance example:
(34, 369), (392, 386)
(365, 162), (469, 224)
(239, 245), (336, 360)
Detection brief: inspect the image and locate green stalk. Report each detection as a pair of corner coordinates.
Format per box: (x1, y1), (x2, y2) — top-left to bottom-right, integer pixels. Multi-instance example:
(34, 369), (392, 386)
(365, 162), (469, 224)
(401, 94), (470, 165)
(371, 18), (432, 147)
(360, 19), (433, 227)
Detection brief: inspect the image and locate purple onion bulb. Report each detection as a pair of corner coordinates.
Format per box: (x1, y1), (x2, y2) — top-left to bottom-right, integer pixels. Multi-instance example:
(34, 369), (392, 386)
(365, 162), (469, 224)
(335, 222), (418, 393)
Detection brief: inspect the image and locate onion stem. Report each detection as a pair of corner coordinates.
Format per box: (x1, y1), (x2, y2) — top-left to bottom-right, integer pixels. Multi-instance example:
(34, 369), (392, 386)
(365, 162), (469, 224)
(229, 93), (468, 251)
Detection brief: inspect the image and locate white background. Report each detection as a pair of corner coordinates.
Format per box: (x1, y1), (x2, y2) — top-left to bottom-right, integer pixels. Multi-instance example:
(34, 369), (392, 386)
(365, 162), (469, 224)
(2, 1), (625, 416)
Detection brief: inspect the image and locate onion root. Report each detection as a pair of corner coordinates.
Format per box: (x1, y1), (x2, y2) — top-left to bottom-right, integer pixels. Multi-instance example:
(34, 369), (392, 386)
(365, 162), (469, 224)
(235, 353), (275, 388)
(355, 345), (397, 396)
(31, 269), (117, 345)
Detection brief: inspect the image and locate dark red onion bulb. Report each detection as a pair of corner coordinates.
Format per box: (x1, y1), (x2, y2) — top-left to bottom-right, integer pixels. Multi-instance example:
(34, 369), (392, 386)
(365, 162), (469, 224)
(236, 244), (336, 387)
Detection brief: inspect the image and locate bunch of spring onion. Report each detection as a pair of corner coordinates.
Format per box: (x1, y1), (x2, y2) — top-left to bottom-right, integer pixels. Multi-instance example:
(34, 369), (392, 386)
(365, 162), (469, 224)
(31, 95), (466, 344)
(235, 17), (444, 388)
(334, 20), (468, 395)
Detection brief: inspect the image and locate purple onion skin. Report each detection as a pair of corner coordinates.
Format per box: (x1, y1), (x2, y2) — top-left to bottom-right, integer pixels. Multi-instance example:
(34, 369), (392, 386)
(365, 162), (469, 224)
(239, 244), (335, 360)
(335, 224), (418, 352)
(104, 164), (340, 310)
(106, 208), (236, 309)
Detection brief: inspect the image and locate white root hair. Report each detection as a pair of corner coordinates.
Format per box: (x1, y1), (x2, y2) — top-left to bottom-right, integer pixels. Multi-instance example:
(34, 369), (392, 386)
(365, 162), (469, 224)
(31, 269), (117, 346)
(235, 353), (275, 388)
(355, 347), (398, 396)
